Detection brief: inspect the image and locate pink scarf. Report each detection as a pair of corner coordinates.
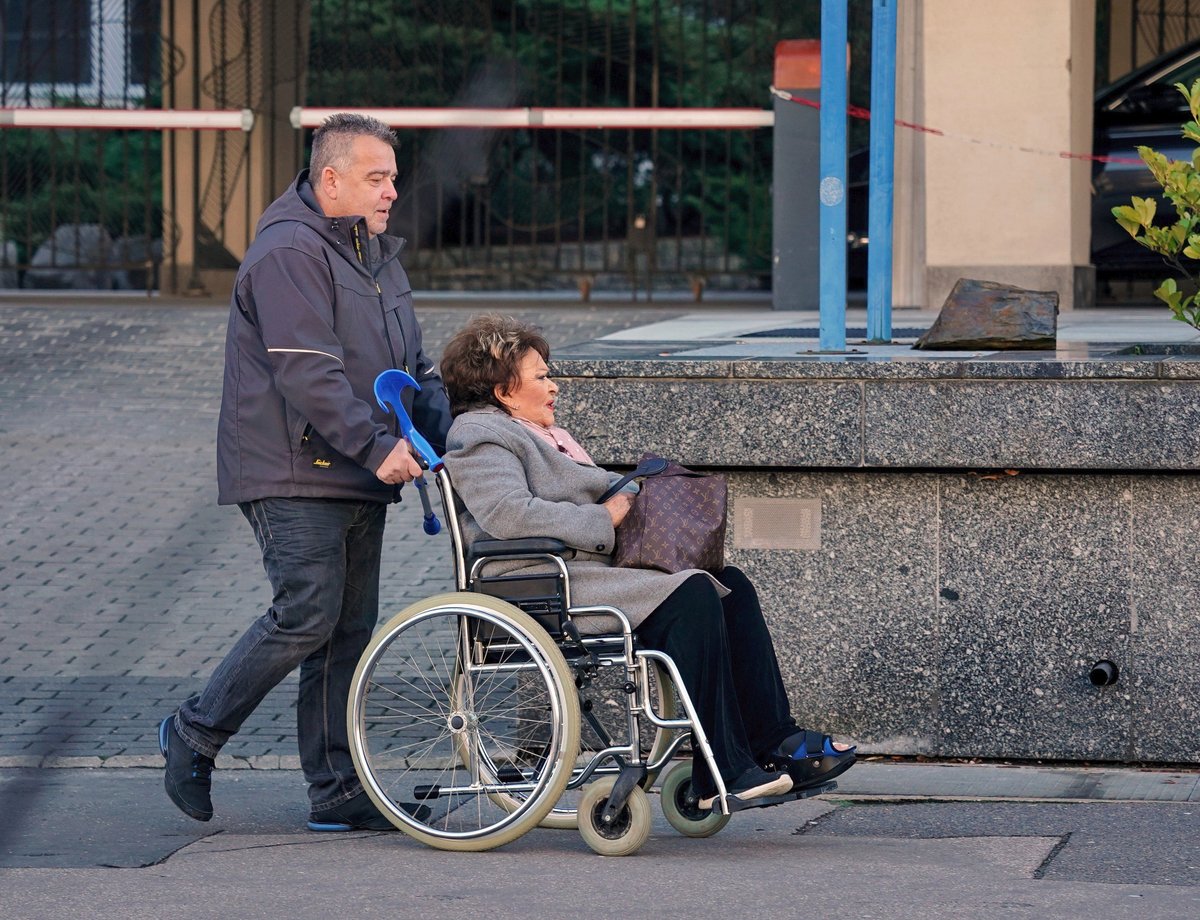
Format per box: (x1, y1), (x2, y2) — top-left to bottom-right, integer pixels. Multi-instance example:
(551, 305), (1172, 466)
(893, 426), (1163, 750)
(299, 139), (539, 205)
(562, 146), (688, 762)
(513, 417), (596, 465)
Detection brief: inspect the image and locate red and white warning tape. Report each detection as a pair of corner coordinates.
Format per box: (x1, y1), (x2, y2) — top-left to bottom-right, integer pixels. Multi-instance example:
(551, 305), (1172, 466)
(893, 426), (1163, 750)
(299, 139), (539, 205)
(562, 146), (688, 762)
(769, 86), (1142, 166)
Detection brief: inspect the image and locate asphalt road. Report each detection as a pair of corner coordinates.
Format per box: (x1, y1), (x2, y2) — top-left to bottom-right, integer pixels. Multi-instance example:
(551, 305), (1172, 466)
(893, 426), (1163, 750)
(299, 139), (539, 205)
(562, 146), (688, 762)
(1, 767), (1198, 920)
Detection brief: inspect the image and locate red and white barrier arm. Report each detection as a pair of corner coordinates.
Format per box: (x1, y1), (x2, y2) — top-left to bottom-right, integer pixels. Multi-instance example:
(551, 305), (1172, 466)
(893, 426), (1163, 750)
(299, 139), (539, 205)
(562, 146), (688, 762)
(290, 106), (775, 130)
(0, 108), (254, 131)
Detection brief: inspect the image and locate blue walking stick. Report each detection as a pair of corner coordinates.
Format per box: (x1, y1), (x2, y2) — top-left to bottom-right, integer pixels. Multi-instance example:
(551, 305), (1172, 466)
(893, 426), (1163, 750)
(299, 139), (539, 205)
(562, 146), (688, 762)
(374, 369), (443, 535)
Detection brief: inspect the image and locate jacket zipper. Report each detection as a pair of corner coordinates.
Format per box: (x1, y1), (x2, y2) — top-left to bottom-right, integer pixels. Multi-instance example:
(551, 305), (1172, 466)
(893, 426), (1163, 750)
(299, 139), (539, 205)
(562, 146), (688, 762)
(350, 219), (407, 502)
(349, 222), (406, 372)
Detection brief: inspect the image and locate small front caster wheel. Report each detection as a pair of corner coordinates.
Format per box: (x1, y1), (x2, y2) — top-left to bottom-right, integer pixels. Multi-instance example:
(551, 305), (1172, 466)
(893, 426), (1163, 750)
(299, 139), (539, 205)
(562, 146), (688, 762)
(578, 776), (652, 856)
(660, 762), (731, 838)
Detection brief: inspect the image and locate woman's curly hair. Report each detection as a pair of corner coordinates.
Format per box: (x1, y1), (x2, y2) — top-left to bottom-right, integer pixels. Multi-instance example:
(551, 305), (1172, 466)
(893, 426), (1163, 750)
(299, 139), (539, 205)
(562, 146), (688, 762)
(440, 314), (551, 417)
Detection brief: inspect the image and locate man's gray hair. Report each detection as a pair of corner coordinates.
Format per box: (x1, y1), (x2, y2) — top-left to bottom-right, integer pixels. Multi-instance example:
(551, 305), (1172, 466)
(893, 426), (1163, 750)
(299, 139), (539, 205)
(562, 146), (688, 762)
(310, 113), (398, 178)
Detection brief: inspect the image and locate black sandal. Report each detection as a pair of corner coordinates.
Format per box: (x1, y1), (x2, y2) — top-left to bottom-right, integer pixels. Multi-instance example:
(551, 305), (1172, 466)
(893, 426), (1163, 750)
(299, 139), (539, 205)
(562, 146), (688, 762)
(764, 730), (857, 790)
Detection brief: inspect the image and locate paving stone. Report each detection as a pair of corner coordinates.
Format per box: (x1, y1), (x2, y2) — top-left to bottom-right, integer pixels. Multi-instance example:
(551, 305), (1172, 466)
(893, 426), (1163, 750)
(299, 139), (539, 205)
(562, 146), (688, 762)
(0, 298), (684, 762)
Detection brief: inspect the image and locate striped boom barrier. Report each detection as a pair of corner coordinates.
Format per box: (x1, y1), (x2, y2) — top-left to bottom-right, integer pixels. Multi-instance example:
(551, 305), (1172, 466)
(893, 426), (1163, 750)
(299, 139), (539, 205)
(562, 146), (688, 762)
(0, 108), (253, 131)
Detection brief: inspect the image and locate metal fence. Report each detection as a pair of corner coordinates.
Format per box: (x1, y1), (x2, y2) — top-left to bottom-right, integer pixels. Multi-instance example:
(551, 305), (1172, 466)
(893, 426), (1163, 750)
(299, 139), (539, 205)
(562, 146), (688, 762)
(305, 0), (839, 294)
(2, 1), (848, 294)
(1097, 0), (1200, 87)
(1, 0), (165, 291)
(1132, 0), (1200, 59)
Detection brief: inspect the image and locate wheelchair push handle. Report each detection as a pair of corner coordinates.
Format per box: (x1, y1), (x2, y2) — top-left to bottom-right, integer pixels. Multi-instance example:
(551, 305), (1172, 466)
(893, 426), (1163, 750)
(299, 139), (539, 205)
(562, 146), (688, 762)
(373, 369), (443, 536)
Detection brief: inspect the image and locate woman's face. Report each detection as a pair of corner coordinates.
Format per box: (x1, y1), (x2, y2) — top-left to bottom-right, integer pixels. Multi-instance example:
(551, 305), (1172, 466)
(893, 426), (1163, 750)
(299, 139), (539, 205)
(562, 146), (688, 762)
(498, 349), (559, 427)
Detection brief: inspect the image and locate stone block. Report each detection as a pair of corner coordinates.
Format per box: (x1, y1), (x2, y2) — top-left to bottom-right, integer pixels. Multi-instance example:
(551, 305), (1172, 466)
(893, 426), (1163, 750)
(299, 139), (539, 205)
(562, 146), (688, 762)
(1128, 475), (1200, 762)
(933, 474), (1133, 760)
(726, 471), (942, 751)
(556, 378), (862, 467)
(863, 380), (1200, 470)
(1129, 646), (1200, 763)
(708, 468), (1200, 763)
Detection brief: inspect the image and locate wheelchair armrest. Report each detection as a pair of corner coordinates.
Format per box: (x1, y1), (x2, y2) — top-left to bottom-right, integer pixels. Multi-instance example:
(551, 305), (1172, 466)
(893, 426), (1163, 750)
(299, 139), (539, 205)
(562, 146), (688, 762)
(467, 537), (569, 567)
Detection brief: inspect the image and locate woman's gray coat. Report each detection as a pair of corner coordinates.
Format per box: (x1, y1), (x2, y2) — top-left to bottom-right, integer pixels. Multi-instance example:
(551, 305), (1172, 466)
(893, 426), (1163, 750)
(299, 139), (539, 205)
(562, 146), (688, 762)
(443, 407), (724, 633)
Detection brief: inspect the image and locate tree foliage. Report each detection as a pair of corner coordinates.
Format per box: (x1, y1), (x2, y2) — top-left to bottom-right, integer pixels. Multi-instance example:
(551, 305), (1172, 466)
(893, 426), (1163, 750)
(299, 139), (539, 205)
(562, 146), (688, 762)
(1, 129), (163, 262)
(1113, 78), (1200, 328)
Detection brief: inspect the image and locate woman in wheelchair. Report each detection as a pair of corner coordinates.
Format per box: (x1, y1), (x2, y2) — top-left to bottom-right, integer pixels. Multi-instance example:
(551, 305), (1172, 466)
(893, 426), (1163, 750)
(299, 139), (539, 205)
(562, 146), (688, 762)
(439, 314), (855, 809)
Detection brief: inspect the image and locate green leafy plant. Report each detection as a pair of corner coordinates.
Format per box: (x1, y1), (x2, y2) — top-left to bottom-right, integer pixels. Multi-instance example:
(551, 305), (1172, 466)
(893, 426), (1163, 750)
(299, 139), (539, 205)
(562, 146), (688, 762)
(1113, 78), (1200, 328)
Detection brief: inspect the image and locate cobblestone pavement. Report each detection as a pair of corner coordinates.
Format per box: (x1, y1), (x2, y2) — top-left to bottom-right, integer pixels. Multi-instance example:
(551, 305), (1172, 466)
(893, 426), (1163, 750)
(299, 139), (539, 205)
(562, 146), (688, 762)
(0, 297), (692, 768)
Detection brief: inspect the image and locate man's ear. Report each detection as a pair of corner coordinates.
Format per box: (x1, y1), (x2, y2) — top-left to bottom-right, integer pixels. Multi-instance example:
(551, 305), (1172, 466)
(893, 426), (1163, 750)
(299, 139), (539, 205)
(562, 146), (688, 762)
(319, 166), (339, 200)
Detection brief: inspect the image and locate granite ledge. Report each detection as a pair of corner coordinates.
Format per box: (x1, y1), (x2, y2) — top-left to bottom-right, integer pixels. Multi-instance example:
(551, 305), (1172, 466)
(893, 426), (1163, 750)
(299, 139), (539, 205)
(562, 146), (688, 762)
(551, 351), (1183, 381)
(555, 372), (1200, 472)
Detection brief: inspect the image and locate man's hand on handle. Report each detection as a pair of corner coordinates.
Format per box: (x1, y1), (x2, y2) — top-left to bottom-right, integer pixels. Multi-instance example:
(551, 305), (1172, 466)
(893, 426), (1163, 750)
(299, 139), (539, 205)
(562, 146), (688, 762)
(375, 440), (423, 484)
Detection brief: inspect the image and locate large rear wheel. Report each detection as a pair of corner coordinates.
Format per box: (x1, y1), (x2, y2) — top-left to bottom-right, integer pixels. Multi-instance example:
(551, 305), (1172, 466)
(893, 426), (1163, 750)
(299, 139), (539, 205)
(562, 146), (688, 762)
(348, 592), (580, 851)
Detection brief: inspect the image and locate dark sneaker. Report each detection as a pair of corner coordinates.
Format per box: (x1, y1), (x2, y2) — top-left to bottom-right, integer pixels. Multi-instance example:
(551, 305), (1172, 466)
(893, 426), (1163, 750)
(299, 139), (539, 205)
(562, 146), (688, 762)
(307, 791), (431, 832)
(699, 766), (792, 810)
(159, 716), (214, 822)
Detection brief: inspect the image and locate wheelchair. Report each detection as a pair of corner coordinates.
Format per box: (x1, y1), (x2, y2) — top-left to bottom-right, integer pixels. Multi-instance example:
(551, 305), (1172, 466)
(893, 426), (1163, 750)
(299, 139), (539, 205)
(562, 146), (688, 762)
(346, 465), (836, 855)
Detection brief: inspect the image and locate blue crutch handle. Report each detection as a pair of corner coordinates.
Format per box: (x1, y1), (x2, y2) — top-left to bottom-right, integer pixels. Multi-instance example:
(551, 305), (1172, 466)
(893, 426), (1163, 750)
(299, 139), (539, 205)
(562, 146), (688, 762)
(373, 369), (444, 471)
(374, 369), (443, 535)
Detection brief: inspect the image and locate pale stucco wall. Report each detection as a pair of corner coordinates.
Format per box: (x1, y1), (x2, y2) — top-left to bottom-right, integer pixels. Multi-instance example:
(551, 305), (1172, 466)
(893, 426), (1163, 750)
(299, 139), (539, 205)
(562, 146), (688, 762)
(921, 0), (1093, 268)
(899, 0), (1094, 309)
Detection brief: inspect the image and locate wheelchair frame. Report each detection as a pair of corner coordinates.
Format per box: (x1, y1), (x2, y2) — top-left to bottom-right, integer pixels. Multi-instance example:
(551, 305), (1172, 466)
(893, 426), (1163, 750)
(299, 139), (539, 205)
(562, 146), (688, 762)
(346, 466), (819, 855)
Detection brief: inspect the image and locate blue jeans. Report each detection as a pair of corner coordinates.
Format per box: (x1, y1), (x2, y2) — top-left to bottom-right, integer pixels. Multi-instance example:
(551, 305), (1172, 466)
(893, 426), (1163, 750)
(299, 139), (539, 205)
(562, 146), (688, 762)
(176, 497), (387, 810)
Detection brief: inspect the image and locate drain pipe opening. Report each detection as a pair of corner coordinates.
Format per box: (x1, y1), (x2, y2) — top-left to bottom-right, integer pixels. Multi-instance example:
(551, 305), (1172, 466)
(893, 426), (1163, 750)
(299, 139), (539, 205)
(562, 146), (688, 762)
(1088, 659), (1119, 687)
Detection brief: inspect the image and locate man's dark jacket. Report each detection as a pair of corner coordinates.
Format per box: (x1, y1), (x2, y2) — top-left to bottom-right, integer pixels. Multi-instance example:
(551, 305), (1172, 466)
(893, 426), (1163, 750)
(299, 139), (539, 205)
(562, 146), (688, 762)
(216, 170), (451, 505)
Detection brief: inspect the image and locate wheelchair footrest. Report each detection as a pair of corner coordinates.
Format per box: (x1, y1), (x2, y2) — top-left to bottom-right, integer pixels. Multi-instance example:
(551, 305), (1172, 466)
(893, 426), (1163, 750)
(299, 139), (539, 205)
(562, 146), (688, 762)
(718, 780), (837, 814)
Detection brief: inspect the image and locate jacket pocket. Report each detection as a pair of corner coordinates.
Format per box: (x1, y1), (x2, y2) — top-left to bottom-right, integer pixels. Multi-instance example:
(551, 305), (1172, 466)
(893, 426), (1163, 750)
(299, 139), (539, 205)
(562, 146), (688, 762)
(286, 408), (311, 454)
(292, 420), (341, 474)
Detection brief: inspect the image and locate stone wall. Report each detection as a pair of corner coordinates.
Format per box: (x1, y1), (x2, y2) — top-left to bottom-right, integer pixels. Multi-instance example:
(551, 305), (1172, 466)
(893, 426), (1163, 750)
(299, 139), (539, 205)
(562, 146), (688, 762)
(552, 347), (1200, 764)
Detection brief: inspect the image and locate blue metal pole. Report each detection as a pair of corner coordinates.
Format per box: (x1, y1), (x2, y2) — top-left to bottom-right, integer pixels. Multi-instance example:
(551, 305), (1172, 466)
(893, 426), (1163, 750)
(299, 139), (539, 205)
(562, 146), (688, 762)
(867, 0), (897, 342)
(819, 0), (848, 352)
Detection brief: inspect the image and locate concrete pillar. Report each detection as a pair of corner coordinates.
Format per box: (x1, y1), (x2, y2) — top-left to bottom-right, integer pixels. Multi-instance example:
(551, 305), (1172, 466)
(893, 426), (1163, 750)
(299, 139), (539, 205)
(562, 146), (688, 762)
(890, 0), (926, 311)
(161, 1), (308, 296)
(918, 0), (1096, 310)
(772, 40), (822, 310)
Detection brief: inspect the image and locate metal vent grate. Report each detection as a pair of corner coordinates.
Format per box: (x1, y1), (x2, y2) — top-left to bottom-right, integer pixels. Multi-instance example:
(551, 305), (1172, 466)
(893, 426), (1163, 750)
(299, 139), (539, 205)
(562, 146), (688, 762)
(733, 497), (822, 550)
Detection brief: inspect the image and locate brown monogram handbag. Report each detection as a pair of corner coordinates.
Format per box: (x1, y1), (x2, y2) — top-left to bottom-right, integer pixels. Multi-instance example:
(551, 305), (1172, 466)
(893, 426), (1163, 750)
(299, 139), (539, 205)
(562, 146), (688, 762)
(605, 453), (728, 574)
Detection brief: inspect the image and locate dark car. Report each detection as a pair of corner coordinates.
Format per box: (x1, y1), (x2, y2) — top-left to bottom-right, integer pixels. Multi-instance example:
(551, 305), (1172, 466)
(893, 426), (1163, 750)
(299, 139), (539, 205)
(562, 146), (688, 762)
(1092, 38), (1200, 275)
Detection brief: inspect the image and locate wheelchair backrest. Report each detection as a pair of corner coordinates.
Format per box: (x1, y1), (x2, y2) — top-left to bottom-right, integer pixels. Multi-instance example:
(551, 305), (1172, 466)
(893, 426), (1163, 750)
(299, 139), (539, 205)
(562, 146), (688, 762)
(432, 467), (572, 634)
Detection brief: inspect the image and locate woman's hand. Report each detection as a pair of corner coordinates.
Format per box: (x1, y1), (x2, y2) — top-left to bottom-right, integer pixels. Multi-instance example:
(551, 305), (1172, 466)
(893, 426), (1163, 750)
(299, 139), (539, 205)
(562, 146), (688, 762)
(604, 491), (635, 528)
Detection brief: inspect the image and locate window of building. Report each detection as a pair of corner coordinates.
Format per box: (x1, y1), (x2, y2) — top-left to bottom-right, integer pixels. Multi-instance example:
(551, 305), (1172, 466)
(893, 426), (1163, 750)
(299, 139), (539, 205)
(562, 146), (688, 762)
(1, 0), (159, 106)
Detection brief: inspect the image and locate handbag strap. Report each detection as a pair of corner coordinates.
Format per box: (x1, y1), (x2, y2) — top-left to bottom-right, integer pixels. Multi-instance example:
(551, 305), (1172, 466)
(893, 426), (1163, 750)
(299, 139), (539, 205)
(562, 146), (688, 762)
(597, 456), (669, 503)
